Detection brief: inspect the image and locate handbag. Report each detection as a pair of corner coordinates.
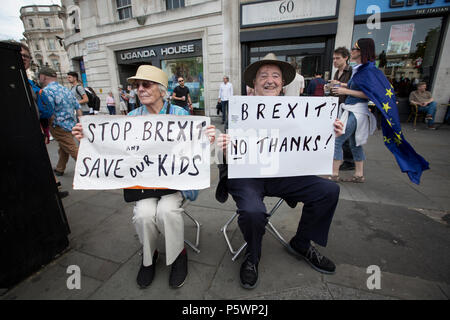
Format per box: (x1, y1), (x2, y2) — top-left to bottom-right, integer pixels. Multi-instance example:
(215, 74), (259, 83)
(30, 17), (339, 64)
(123, 188), (177, 202)
(216, 101), (222, 115)
(181, 190), (199, 202)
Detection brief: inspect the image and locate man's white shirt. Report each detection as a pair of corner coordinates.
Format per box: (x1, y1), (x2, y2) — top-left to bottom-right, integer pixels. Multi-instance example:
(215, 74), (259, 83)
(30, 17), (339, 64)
(283, 73), (305, 96)
(219, 82), (233, 101)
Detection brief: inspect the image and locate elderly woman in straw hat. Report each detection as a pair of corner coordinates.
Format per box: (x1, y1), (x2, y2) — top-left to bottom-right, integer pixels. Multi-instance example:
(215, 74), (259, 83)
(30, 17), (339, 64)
(72, 65), (215, 289)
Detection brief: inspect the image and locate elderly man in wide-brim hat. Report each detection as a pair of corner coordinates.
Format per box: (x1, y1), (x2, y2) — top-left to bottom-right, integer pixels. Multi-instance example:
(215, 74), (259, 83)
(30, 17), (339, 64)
(216, 53), (344, 289)
(72, 65), (215, 289)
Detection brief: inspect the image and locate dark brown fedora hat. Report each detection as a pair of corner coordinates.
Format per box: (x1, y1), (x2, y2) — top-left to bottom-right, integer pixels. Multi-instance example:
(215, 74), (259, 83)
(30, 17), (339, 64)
(243, 53), (296, 88)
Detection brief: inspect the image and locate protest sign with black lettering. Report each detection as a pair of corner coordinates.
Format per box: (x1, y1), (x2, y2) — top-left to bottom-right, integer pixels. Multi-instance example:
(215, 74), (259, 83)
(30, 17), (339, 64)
(227, 96), (339, 179)
(73, 115), (210, 190)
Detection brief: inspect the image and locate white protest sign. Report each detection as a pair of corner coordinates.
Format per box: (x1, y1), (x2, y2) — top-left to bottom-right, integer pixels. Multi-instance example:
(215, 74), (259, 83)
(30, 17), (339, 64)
(227, 96), (339, 179)
(73, 115), (210, 190)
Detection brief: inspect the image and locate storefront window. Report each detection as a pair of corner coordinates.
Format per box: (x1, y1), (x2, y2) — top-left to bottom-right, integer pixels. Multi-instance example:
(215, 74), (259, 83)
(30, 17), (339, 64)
(162, 57), (204, 111)
(352, 17), (442, 97)
(249, 40), (327, 85)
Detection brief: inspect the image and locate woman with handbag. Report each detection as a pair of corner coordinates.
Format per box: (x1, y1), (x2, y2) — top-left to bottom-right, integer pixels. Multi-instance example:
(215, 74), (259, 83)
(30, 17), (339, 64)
(72, 65), (216, 289)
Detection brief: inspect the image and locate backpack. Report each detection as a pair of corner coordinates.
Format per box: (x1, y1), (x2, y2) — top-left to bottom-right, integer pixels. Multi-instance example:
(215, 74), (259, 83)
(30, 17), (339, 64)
(29, 79), (53, 119)
(93, 95), (100, 111)
(312, 79), (325, 96)
(82, 86), (96, 108)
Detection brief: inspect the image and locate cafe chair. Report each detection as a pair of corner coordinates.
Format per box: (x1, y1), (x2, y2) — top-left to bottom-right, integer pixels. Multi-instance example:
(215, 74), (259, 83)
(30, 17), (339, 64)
(221, 198), (289, 261)
(407, 101), (426, 129)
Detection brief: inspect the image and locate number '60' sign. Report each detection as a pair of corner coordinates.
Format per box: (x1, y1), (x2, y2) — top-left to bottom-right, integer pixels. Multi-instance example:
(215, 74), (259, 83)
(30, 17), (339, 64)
(279, 0), (294, 14)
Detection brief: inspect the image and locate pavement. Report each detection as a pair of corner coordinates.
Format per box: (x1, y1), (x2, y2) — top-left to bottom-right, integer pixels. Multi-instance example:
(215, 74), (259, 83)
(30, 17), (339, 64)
(1, 117), (449, 301)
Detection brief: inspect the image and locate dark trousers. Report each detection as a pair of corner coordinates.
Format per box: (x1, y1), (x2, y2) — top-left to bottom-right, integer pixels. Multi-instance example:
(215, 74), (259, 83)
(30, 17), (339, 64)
(107, 105), (116, 115)
(221, 100), (229, 125)
(227, 176), (339, 264)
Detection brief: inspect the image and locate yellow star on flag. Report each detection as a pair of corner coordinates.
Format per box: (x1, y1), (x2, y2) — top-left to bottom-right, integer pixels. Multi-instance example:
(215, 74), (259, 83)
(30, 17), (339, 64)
(394, 131), (402, 141)
(393, 136), (402, 146)
(382, 102), (391, 113)
(383, 136), (391, 144)
(385, 88), (393, 99)
(386, 119), (392, 127)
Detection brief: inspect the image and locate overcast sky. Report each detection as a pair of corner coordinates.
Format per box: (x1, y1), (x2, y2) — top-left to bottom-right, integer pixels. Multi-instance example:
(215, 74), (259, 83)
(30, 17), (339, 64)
(0, 0), (62, 41)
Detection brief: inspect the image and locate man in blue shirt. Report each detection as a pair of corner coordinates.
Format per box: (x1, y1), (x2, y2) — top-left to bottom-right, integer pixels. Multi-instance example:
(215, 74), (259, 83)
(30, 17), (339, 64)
(39, 67), (82, 176)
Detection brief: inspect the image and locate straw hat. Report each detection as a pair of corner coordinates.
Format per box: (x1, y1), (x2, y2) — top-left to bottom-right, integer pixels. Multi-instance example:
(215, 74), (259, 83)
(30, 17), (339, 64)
(127, 65), (168, 88)
(243, 53), (296, 88)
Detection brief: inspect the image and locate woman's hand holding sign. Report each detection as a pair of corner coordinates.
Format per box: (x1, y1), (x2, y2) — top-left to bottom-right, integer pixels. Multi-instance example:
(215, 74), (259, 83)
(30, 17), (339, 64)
(72, 122), (84, 141)
(334, 119), (344, 137)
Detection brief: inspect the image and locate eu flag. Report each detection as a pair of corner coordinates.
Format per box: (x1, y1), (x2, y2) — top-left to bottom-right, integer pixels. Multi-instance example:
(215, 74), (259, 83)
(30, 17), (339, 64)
(352, 62), (429, 184)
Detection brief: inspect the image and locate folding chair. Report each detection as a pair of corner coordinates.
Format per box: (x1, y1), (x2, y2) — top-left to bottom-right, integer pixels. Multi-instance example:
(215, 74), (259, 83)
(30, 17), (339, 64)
(221, 198), (289, 261)
(182, 198), (201, 254)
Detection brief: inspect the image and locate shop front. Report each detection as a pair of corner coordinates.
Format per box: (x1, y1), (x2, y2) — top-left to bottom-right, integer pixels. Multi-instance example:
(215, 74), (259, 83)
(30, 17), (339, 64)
(239, 0), (339, 93)
(115, 39), (205, 115)
(353, 0), (450, 120)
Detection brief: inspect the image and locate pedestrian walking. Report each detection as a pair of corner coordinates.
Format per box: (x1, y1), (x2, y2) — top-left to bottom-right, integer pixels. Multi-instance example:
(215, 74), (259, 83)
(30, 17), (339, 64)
(67, 71), (90, 115)
(40, 67), (82, 177)
(218, 76), (233, 126)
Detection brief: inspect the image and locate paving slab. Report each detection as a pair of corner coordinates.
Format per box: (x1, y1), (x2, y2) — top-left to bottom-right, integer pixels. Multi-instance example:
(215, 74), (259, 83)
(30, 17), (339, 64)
(70, 208), (142, 264)
(56, 250), (121, 282)
(1, 262), (102, 300)
(324, 264), (447, 300)
(89, 251), (216, 300)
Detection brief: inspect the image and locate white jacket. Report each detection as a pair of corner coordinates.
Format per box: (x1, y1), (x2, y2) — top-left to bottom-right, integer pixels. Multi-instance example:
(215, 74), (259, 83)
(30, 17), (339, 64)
(339, 102), (377, 147)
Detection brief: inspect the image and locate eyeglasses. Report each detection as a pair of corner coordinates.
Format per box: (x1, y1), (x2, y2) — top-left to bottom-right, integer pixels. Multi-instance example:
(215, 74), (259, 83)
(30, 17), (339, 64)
(178, 79), (184, 83)
(132, 81), (156, 89)
(21, 54), (31, 59)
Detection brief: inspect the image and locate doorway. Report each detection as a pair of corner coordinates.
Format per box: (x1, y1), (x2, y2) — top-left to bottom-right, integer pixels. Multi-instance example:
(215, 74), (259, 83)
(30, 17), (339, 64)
(243, 36), (334, 93)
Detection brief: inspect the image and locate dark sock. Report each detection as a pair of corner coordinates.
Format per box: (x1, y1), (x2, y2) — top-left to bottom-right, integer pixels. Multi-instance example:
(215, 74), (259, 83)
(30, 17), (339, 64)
(292, 236), (311, 254)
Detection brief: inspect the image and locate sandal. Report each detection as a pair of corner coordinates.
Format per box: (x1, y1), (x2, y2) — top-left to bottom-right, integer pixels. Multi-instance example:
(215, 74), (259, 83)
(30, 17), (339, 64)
(328, 175), (341, 182)
(342, 175), (365, 183)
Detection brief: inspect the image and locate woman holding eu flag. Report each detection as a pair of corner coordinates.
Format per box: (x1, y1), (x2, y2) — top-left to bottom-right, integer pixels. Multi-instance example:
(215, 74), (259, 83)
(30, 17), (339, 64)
(330, 38), (429, 185)
(330, 38), (377, 183)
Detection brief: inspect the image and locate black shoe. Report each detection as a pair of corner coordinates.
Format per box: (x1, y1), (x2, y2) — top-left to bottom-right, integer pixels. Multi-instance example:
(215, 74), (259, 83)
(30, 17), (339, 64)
(240, 254), (258, 289)
(53, 169), (64, 176)
(169, 250), (188, 288)
(58, 190), (69, 199)
(136, 250), (158, 289)
(288, 239), (336, 274)
(339, 162), (355, 171)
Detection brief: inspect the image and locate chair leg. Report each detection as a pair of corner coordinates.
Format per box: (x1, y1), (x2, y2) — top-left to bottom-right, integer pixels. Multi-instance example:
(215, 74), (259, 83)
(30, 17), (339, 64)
(266, 221), (289, 248)
(221, 199), (288, 261)
(406, 113), (412, 123)
(221, 212), (240, 255)
(184, 209), (201, 254)
(182, 199), (201, 254)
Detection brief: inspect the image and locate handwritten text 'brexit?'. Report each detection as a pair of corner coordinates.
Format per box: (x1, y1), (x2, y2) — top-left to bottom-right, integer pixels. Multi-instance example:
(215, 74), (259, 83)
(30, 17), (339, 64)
(227, 96), (339, 178)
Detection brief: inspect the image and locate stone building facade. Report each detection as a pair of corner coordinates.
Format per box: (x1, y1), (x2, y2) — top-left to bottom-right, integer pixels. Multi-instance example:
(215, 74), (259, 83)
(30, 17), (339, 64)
(61, 0), (239, 116)
(20, 4), (70, 86)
